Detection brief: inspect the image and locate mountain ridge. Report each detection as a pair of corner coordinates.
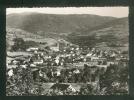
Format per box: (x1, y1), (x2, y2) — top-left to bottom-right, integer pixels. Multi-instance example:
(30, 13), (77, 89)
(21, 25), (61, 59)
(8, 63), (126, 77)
(6, 13), (129, 50)
(6, 13), (116, 33)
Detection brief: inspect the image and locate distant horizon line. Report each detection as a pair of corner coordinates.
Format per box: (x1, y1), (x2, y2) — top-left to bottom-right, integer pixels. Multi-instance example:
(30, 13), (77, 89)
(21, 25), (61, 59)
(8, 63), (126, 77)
(6, 12), (128, 18)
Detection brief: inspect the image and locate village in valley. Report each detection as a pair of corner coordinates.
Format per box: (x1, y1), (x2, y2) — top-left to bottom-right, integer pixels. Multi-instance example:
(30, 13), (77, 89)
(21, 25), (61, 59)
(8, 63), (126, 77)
(6, 7), (129, 96)
(6, 37), (129, 95)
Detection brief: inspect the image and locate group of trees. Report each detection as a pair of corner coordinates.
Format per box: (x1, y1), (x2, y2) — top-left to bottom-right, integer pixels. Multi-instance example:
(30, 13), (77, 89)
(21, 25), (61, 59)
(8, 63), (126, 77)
(6, 66), (33, 95)
(67, 32), (123, 48)
(99, 64), (128, 95)
(6, 62), (128, 95)
(11, 38), (38, 51)
(67, 34), (98, 48)
(6, 65), (44, 96)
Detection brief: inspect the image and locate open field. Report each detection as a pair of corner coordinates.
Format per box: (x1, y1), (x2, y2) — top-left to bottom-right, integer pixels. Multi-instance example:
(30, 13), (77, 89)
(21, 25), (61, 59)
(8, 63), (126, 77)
(7, 51), (32, 57)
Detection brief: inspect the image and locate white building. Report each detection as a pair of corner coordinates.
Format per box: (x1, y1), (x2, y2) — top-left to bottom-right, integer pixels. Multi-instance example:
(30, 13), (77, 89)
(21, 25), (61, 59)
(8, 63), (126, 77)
(26, 47), (39, 52)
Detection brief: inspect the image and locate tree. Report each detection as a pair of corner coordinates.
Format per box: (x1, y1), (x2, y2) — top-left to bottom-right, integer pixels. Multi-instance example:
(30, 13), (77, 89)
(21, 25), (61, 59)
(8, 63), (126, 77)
(79, 84), (98, 95)
(11, 38), (25, 51)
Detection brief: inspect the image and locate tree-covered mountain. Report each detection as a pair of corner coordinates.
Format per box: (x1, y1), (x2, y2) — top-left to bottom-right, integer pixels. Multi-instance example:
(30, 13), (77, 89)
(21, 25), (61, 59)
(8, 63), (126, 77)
(6, 13), (128, 50)
(67, 17), (128, 49)
(6, 13), (116, 34)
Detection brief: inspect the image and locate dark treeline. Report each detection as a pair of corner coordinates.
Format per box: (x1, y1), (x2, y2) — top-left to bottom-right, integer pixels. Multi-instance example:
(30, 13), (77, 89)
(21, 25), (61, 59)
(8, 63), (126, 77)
(11, 38), (38, 51)
(67, 33), (120, 48)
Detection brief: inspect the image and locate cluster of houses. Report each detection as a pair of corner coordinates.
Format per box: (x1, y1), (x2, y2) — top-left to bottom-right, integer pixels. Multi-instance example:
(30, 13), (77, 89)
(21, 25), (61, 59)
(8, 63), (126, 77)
(6, 40), (129, 95)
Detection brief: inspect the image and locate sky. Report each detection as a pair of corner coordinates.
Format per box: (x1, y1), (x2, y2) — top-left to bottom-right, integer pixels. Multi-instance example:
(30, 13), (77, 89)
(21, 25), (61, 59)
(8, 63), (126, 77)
(6, 7), (128, 18)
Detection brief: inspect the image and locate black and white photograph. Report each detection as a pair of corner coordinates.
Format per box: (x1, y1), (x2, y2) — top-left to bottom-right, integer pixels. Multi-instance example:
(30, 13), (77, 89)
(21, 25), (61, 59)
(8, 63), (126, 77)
(6, 7), (129, 96)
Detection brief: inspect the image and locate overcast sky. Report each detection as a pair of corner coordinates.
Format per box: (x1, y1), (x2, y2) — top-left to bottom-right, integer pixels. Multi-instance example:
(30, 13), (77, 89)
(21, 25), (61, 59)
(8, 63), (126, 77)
(7, 7), (128, 18)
